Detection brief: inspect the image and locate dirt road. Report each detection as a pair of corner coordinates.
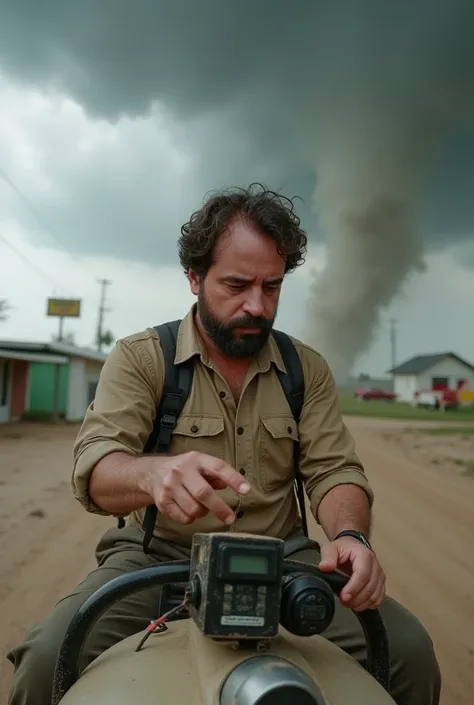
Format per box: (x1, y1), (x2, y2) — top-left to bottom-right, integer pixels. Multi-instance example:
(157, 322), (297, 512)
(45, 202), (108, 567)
(1, 418), (473, 704)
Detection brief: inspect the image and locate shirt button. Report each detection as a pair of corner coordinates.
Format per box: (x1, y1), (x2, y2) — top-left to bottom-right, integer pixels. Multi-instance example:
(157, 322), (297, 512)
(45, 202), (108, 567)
(237, 427), (244, 435)
(191, 425), (199, 433)
(287, 426), (292, 434)
(239, 468), (246, 475)
(219, 391), (226, 398)
(236, 510), (244, 519)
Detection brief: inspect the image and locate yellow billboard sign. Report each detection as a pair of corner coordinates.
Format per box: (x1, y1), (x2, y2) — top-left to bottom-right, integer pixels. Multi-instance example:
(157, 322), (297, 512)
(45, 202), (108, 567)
(47, 298), (81, 318)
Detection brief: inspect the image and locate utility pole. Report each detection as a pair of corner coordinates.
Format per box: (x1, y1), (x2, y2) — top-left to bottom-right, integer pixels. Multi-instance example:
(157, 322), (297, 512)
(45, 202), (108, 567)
(389, 318), (398, 372)
(96, 279), (111, 352)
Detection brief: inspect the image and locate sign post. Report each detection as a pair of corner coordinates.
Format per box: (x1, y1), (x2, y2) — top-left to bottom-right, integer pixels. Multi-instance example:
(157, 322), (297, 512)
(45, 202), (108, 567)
(46, 298), (82, 422)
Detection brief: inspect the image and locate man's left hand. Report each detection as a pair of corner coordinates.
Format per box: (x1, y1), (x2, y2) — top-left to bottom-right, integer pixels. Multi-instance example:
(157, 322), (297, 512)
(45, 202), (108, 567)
(318, 537), (386, 612)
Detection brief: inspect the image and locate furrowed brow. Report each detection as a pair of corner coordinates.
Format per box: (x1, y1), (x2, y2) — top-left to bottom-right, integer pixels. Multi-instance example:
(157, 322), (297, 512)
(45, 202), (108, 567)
(218, 275), (283, 285)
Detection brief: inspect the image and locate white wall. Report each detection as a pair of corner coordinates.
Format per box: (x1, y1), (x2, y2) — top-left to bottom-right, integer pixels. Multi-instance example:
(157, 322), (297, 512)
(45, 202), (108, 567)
(416, 357), (474, 390)
(66, 358), (105, 422)
(85, 360), (103, 405)
(66, 358), (86, 422)
(394, 374), (418, 402)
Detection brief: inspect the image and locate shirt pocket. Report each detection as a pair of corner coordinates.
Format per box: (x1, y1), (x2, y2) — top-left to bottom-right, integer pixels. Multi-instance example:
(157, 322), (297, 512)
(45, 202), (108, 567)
(170, 414), (226, 460)
(259, 415), (299, 492)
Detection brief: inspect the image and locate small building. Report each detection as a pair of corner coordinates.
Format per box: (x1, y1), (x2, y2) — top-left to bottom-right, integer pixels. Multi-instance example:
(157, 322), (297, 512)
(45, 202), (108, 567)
(389, 352), (474, 403)
(0, 347), (68, 423)
(0, 339), (108, 423)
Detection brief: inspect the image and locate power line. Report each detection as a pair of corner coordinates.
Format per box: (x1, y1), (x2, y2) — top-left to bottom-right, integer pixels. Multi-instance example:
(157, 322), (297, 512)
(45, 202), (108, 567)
(1, 169), (117, 351)
(0, 231), (74, 295)
(0, 166), (97, 285)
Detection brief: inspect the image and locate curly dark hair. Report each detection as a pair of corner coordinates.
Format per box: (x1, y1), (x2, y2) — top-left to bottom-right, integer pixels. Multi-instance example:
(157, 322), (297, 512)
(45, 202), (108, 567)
(178, 183), (308, 277)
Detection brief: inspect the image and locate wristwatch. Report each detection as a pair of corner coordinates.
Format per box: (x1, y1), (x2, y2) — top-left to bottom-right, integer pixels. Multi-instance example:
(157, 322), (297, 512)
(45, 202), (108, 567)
(335, 530), (372, 550)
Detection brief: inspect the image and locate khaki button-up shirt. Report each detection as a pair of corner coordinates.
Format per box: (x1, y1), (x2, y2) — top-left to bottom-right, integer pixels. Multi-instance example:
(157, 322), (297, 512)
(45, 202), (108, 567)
(72, 305), (373, 545)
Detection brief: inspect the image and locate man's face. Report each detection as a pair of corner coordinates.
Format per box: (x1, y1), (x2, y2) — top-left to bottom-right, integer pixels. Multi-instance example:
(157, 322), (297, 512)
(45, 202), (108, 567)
(188, 217), (285, 358)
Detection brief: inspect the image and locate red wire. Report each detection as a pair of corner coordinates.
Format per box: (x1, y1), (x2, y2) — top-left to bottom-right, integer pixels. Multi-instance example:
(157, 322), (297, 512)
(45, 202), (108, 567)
(145, 614), (168, 633)
(136, 594), (189, 651)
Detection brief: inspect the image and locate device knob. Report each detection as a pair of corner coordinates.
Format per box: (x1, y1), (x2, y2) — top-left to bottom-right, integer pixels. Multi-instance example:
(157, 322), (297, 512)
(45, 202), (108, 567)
(280, 573), (335, 637)
(187, 574), (201, 609)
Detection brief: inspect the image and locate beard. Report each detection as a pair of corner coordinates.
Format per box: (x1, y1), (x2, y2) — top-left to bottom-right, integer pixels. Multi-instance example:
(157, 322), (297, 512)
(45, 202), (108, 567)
(197, 287), (276, 359)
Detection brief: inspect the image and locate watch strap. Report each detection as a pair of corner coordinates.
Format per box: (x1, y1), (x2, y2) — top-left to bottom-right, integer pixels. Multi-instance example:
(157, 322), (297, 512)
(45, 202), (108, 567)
(334, 529), (372, 550)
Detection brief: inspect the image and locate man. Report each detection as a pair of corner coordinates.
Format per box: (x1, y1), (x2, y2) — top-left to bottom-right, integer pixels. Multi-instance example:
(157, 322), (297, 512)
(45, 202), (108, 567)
(7, 184), (440, 705)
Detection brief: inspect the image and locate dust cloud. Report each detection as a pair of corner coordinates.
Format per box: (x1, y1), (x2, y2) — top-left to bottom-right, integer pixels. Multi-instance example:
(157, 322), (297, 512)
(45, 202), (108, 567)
(303, 1), (474, 381)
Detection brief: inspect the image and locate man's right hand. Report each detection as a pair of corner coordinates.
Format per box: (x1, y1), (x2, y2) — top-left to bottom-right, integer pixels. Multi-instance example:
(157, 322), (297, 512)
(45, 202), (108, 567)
(143, 451), (250, 526)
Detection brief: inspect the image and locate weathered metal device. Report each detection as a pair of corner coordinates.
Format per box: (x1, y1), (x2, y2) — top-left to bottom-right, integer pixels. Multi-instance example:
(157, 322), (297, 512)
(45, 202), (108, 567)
(187, 533), (285, 640)
(52, 532), (396, 705)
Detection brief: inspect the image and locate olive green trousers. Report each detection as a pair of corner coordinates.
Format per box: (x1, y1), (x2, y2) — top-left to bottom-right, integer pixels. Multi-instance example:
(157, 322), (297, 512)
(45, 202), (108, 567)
(6, 525), (441, 705)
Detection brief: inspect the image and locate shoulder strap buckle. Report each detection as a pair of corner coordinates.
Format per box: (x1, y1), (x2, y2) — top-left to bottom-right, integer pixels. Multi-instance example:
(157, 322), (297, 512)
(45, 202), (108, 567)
(160, 410), (179, 429)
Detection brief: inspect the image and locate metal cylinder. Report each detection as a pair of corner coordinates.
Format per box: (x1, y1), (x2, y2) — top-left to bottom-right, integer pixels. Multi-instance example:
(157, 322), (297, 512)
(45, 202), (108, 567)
(219, 655), (326, 705)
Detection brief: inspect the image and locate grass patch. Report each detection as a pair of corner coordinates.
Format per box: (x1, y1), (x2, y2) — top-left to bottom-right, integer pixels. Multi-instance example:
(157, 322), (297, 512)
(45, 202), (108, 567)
(406, 426), (474, 436)
(337, 393), (474, 422)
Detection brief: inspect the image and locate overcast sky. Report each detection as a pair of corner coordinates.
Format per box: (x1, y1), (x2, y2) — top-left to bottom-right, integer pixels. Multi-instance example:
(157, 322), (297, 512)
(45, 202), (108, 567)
(0, 0), (473, 378)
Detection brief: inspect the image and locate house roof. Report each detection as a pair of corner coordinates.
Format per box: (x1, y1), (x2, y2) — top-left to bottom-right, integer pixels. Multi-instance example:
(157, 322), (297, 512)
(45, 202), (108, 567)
(389, 352), (474, 375)
(0, 348), (68, 364)
(0, 339), (108, 363)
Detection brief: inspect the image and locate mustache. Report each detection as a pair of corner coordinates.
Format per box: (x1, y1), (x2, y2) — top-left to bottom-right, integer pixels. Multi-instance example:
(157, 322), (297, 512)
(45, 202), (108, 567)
(227, 315), (272, 331)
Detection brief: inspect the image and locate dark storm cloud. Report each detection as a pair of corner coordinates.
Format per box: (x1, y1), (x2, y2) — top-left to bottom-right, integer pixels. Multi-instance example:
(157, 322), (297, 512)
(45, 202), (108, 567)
(1, 0), (474, 378)
(0, 84), (316, 264)
(0, 1), (308, 118)
(0, 0), (473, 261)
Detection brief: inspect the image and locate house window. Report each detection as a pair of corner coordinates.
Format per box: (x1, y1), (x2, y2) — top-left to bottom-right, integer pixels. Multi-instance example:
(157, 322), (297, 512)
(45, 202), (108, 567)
(457, 378), (467, 389)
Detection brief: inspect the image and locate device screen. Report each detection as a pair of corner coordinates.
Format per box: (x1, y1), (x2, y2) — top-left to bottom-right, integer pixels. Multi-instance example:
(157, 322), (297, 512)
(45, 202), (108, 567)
(228, 553), (269, 575)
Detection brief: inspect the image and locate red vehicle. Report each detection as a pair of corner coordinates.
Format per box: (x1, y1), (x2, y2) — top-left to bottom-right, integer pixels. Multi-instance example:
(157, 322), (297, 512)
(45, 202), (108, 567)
(354, 387), (397, 401)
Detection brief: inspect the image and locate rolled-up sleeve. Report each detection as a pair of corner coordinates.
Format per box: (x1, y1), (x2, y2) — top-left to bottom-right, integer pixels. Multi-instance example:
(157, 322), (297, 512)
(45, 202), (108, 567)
(297, 346), (374, 522)
(72, 333), (161, 514)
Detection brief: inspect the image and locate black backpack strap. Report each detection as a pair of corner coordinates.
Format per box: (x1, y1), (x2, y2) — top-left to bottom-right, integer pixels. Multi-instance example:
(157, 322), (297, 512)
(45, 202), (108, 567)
(272, 330), (308, 537)
(141, 320), (194, 553)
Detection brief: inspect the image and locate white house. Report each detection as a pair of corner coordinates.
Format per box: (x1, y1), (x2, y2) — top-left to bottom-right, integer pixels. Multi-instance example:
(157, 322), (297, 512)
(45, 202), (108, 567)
(389, 352), (474, 403)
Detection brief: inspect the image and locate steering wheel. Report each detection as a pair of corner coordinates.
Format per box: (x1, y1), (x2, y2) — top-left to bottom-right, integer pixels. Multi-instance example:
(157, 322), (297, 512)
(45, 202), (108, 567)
(51, 558), (390, 705)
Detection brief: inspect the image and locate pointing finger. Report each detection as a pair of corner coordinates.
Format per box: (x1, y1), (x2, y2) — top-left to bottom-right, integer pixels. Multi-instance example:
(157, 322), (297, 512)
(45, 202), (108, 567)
(200, 456), (250, 496)
(183, 469), (237, 525)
